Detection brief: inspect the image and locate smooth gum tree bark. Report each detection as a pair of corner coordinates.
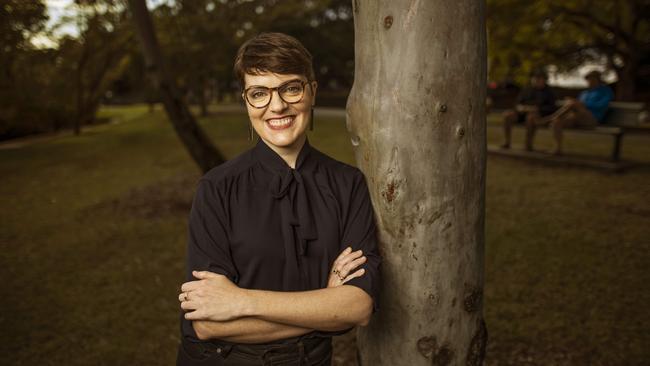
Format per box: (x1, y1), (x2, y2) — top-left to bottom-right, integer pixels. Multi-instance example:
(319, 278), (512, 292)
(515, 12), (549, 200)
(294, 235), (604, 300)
(347, 1), (488, 365)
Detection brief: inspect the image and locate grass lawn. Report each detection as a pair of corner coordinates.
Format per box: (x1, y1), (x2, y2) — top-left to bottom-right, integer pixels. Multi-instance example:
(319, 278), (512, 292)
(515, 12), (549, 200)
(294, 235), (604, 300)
(1, 104), (648, 365)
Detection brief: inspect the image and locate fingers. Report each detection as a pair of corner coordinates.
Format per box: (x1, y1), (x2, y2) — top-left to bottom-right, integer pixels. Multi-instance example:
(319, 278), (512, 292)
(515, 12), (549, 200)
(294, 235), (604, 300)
(336, 250), (365, 277)
(343, 255), (367, 274)
(338, 249), (363, 268)
(342, 268), (365, 284)
(192, 270), (222, 279)
(181, 271), (226, 292)
(184, 309), (206, 320)
(180, 281), (199, 292)
(332, 246), (352, 270)
(180, 300), (198, 311)
(178, 292), (188, 302)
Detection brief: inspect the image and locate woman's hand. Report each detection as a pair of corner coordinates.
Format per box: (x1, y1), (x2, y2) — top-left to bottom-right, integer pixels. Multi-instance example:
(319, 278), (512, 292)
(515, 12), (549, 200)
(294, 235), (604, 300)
(179, 270), (248, 322)
(327, 246), (367, 288)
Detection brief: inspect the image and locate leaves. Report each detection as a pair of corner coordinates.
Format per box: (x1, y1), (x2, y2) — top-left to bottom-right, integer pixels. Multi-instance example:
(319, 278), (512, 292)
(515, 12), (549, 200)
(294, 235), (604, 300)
(487, 0), (649, 89)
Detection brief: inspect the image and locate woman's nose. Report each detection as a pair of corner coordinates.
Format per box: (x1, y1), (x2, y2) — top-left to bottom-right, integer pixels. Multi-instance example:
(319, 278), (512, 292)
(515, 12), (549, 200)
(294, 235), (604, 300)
(268, 89), (288, 112)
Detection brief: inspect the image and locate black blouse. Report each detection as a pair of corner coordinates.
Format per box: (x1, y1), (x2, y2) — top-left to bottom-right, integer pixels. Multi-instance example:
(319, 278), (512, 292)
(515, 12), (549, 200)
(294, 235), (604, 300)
(180, 137), (381, 344)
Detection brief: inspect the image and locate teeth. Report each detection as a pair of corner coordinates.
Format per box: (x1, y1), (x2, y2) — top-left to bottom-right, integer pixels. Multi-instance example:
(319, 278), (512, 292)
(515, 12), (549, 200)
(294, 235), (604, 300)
(268, 116), (294, 127)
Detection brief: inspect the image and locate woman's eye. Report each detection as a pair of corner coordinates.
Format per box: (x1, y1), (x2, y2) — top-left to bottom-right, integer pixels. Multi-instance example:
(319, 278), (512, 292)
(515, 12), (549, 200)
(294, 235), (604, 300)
(283, 85), (302, 94)
(250, 91), (267, 99)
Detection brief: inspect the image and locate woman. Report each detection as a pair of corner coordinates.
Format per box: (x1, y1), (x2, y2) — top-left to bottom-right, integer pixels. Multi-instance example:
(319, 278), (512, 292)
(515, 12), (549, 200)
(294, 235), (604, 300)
(176, 32), (381, 365)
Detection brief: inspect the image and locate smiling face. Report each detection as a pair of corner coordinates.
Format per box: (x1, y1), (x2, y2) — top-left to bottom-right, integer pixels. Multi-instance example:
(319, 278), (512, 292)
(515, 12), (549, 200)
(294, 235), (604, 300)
(243, 72), (317, 154)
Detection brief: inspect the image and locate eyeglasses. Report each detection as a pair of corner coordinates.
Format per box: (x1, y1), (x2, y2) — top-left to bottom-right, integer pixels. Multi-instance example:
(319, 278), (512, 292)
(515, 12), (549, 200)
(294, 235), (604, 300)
(242, 79), (310, 109)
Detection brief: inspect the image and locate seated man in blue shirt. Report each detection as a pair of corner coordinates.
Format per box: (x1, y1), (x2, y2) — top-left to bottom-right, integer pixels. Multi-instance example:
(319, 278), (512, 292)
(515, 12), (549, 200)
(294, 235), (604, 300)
(546, 70), (614, 155)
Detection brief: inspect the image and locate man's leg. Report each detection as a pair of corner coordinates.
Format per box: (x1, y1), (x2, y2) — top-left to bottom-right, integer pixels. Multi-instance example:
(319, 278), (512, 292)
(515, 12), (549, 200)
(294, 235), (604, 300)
(501, 110), (518, 149)
(570, 103), (598, 127)
(551, 112), (578, 155)
(547, 103), (572, 121)
(524, 111), (541, 151)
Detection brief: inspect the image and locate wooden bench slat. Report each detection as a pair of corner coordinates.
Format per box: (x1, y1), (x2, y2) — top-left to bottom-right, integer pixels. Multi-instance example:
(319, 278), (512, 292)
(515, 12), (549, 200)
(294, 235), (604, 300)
(489, 102), (647, 166)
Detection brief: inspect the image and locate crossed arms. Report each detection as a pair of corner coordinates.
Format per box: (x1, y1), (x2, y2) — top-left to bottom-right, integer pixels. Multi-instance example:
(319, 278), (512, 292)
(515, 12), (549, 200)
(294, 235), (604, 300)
(179, 248), (372, 343)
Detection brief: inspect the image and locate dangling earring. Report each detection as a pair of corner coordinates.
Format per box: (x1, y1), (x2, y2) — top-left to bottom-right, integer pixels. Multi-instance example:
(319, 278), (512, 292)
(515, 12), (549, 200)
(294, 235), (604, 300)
(310, 107), (314, 131)
(248, 122), (255, 141)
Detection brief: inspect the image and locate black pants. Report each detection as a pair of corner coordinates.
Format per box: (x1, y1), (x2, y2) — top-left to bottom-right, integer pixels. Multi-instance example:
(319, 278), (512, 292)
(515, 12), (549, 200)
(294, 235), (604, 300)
(176, 336), (332, 366)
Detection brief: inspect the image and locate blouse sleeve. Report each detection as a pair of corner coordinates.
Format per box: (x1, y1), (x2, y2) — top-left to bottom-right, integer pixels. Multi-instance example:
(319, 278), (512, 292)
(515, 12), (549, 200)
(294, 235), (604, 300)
(340, 169), (382, 312)
(185, 178), (239, 283)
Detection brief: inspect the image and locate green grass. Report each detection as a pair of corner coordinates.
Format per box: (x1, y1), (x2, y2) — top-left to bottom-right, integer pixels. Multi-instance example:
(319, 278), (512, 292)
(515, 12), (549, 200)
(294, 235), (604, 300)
(1, 104), (648, 365)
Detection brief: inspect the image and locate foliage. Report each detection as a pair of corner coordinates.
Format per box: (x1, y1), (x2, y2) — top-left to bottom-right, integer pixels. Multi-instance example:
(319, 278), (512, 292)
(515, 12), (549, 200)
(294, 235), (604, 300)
(0, 0), (56, 138)
(487, 0), (649, 99)
(1, 0), (355, 139)
(146, 0), (354, 114)
(0, 0), (134, 139)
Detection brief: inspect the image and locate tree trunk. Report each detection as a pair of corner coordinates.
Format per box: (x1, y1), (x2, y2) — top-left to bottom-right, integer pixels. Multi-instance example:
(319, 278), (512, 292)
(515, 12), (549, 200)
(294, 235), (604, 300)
(197, 79), (209, 117)
(74, 47), (89, 136)
(348, 1), (487, 365)
(615, 57), (637, 101)
(127, 0), (225, 173)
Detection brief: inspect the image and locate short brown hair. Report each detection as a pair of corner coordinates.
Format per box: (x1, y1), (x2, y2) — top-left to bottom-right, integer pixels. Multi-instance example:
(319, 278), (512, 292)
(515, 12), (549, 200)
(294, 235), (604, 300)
(233, 32), (316, 89)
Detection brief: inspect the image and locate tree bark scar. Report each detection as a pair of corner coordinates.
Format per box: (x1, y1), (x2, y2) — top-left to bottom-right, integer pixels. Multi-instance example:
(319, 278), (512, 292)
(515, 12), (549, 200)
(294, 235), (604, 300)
(463, 285), (482, 313)
(381, 180), (399, 203)
(466, 318), (488, 366)
(416, 336), (455, 365)
(433, 347), (454, 366)
(384, 15), (393, 29)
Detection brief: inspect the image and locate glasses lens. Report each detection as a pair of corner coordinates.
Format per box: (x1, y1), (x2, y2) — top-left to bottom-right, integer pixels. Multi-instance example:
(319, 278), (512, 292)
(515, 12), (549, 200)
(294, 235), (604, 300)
(279, 81), (305, 103)
(246, 88), (270, 108)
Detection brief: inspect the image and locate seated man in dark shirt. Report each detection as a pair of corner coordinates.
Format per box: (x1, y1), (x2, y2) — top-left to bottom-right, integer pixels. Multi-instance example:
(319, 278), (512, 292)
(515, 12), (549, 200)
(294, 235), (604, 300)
(501, 70), (557, 150)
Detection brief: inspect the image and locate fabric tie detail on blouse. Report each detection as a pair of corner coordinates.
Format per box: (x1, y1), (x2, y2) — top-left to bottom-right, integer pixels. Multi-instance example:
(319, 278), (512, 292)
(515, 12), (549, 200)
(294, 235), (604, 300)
(253, 138), (318, 283)
(268, 166), (318, 256)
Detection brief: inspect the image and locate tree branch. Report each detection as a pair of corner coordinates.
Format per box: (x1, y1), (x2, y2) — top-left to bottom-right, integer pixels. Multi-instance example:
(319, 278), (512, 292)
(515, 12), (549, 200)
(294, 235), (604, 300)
(551, 5), (634, 46)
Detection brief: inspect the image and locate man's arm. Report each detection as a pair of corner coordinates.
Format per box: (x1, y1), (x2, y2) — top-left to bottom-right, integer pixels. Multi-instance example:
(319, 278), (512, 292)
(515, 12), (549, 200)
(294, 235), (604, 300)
(192, 318), (313, 343)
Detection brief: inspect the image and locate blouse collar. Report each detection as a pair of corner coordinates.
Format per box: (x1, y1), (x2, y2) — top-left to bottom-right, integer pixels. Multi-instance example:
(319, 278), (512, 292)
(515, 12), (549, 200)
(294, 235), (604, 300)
(252, 136), (313, 173)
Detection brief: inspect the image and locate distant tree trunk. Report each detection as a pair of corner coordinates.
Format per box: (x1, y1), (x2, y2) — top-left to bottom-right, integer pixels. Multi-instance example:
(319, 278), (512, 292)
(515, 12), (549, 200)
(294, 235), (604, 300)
(348, 1), (487, 365)
(615, 56), (637, 101)
(127, 0), (225, 173)
(74, 45), (90, 136)
(197, 78), (209, 117)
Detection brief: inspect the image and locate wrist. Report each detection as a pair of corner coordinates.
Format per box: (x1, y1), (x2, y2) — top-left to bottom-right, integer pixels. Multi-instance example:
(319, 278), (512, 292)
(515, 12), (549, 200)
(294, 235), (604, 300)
(238, 288), (259, 317)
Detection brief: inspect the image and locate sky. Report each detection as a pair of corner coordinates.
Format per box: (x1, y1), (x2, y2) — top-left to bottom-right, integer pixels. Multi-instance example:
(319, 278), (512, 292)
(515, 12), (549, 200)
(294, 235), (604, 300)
(39, 0), (614, 88)
(44, 0), (78, 38)
(34, 0), (168, 47)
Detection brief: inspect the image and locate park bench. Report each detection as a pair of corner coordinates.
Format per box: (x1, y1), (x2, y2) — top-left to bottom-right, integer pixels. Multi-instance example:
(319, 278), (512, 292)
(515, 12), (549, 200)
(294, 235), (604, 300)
(488, 101), (649, 171)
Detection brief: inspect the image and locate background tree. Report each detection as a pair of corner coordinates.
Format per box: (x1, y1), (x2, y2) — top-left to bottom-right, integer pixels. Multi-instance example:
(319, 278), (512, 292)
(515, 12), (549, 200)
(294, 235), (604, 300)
(127, 0), (225, 173)
(348, 1), (487, 365)
(487, 0), (650, 100)
(64, 1), (134, 134)
(0, 0), (54, 138)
